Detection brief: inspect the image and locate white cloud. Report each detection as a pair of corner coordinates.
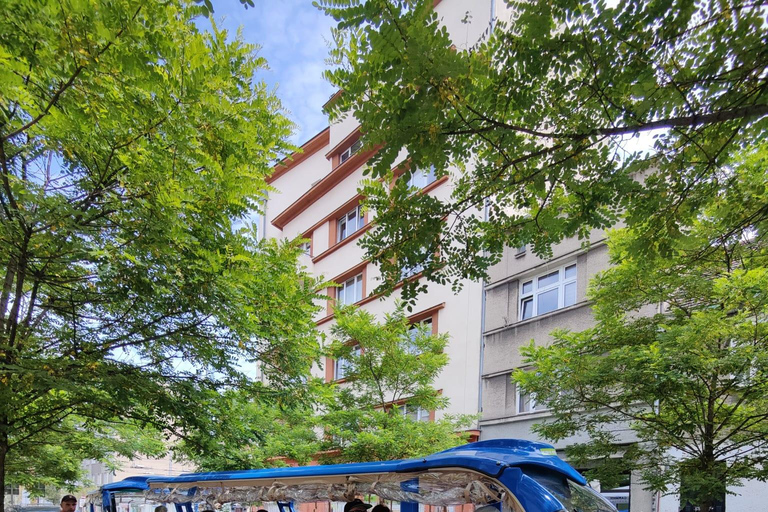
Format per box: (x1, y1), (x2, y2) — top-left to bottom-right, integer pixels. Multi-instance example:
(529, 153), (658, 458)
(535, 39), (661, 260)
(198, 0), (336, 144)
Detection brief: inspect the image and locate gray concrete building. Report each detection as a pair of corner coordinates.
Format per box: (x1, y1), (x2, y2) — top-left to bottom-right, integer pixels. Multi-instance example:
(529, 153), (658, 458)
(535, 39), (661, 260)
(478, 230), (652, 512)
(477, 230), (768, 512)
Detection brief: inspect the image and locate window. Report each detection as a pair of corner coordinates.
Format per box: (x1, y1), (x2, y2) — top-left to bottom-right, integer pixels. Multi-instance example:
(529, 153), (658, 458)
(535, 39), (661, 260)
(516, 386), (542, 414)
(337, 205), (365, 242)
(519, 263), (577, 320)
(400, 248), (432, 279)
(404, 318), (433, 354)
(298, 241), (311, 255)
(515, 245), (526, 257)
(334, 345), (360, 380)
(337, 273), (363, 305)
(339, 139), (363, 164)
(398, 403), (430, 422)
(406, 165), (437, 189)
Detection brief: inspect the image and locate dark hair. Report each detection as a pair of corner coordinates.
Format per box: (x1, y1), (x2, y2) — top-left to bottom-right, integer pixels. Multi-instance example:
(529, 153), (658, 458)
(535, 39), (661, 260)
(371, 505), (390, 512)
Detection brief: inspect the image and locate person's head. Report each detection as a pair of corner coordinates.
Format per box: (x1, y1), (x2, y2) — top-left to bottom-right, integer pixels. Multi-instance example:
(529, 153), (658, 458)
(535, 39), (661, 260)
(155, 506), (168, 512)
(343, 499), (371, 512)
(371, 505), (390, 512)
(60, 495), (78, 512)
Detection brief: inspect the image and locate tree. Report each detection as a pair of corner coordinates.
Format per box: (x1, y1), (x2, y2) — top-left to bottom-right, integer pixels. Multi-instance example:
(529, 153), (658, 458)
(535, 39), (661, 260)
(316, 0), (768, 300)
(0, 0), (323, 503)
(176, 305), (474, 469)
(514, 145), (768, 512)
(174, 389), (323, 471)
(319, 305), (474, 463)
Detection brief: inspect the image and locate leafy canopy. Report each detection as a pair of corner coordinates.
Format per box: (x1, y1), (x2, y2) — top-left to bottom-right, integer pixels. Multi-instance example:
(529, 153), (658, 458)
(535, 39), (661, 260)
(317, 0), (768, 300)
(180, 305), (474, 470)
(515, 144), (768, 510)
(0, 0), (322, 497)
(319, 305), (474, 463)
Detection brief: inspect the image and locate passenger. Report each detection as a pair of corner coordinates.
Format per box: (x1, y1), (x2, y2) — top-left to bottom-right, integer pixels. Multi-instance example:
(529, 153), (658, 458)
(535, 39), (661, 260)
(371, 505), (390, 512)
(343, 499), (372, 512)
(60, 495), (78, 512)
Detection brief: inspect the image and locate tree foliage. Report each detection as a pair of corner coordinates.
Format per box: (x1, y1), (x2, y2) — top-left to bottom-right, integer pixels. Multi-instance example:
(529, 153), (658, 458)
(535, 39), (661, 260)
(319, 305), (474, 463)
(514, 145), (768, 511)
(179, 306), (474, 470)
(173, 389), (323, 471)
(317, 0), (768, 300)
(0, 0), (322, 500)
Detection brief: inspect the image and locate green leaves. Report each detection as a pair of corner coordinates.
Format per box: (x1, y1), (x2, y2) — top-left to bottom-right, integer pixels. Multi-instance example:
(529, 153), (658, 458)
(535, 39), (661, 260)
(177, 304), (474, 469)
(319, 304), (474, 462)
(316, 0), (768, 300)
(515, 146), (768, 508)
(0, 0), (319, 497)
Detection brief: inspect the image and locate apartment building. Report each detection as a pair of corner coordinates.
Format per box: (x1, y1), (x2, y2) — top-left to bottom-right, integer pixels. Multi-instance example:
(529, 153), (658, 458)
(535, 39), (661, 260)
(260, 0), (510, 436)
(478, 232), (768, 511)
(262, 121), (483, 429)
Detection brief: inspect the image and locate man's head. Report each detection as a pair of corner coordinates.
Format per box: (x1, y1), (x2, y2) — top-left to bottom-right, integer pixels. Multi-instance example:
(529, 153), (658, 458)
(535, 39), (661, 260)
(60, 495), (77, 512)
(343, 499), (371, 512)
(154, 506), (168, 512)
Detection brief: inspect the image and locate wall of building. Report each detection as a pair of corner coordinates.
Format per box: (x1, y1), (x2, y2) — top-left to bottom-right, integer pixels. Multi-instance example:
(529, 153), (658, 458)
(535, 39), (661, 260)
(265, 115), (483, 428)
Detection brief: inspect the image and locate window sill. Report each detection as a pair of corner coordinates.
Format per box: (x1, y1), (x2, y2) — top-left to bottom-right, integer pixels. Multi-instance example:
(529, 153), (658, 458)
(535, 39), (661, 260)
(312, 223), (372, 263)
(478, 409), (552, 425)
(315, 271), (427, 326)
(418, 175), (448, 195)
(484, 301), (591, 336)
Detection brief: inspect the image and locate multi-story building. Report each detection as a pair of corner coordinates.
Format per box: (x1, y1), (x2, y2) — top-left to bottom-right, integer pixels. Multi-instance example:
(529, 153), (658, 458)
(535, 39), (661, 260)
(478, 231), (768, 511)
(262, 120), (483, 431)
(260, 0), (508, 439)
(265, 1), (766, 511)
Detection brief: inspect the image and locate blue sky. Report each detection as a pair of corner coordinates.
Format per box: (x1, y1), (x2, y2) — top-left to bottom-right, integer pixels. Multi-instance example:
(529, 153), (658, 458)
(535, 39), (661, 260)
(198, 0), (337, 145)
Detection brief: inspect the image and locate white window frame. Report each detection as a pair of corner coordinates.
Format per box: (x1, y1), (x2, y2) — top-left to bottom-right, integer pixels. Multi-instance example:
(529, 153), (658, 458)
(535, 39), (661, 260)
(400, 248), (433, 279)
(404, 317), (433, 354)
(298, 241), (311, 255)
(337, 204), (365, 242)
(406, 165), (437, 189)
(334, 345), (360, 380)
(516, 384), (543, 414)
(519, 263), (577, 321)
(339, 139), (363, 164)
(397, 403), (430, 422)
(337, 273), (363, 306)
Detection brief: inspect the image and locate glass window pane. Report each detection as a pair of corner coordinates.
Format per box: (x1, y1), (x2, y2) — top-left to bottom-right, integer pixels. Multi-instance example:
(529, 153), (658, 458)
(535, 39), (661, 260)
(522, 280), (533, 295)
(426, 165), (436, 184)
(564, 282), (576, 307)
(565, 264), (577, 279)
(519, 392), (530, 413)
(338, 218), (346, 241)
(355, 274), (363, 302)
(538, 270), (559, 288)
(537, 288), (558, 315)
(521, 298), (533, 320)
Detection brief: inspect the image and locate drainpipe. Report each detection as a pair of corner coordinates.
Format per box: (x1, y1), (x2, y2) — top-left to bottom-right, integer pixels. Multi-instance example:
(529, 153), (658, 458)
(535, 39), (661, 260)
(477, 196), (490, 424)
(476, 0), (497, 436)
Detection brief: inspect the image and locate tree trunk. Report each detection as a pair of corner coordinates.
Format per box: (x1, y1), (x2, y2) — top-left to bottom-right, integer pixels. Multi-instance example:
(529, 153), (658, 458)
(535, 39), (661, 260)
(0, 425), (8, 512)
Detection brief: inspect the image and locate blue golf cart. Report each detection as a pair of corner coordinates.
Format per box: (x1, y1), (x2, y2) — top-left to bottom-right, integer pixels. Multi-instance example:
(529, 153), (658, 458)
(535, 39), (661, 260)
(87, 439), (615, 512)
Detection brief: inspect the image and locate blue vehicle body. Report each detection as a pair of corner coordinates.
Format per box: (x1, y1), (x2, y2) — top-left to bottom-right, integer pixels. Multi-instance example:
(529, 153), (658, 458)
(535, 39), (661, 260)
(89, 439), (615, 512)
